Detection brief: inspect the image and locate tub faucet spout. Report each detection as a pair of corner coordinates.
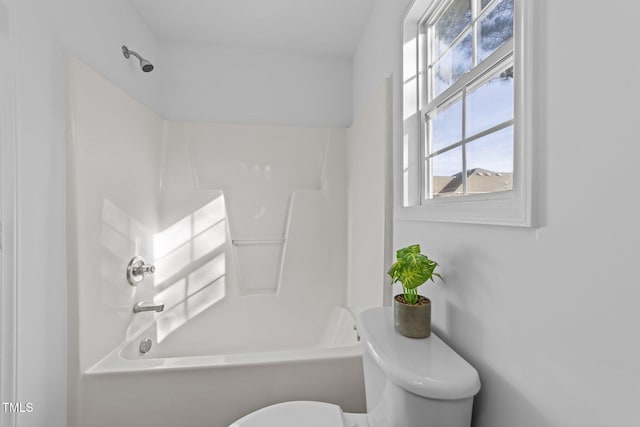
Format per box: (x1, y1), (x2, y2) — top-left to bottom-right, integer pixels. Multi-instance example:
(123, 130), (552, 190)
(133, 301), (164, 313)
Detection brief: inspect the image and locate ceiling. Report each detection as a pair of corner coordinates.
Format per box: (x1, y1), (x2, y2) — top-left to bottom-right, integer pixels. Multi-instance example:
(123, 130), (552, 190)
(129, 0), (376, 58)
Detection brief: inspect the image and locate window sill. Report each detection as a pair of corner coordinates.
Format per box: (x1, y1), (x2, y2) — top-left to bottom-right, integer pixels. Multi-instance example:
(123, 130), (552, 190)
(395, 189), (535, 227)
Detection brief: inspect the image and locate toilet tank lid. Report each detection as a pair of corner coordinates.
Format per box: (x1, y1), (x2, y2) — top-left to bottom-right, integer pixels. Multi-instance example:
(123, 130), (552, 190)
(230, 401), (347, 427)
(357, 307), (481, 400)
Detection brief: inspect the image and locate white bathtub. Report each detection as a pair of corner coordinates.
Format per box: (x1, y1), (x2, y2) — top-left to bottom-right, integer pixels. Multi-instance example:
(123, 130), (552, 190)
(80, 304), (365, 427)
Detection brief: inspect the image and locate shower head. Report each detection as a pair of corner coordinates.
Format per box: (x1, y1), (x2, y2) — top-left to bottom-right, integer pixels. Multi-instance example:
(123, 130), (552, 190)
(122, 45), (154, 72)
(139, 58), (154, 73)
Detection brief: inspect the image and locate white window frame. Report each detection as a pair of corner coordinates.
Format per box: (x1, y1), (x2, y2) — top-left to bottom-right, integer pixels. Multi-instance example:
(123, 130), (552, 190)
(397, 0), (536, 227)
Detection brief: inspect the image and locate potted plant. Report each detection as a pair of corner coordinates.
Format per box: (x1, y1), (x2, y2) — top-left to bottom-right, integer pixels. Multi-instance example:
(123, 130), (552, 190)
(387, 244), (443, 338)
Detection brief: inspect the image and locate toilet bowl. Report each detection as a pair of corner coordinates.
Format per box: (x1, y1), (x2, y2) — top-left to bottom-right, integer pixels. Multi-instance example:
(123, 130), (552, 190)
(230, 307), (481, 427)
(229, 401), (367, 427)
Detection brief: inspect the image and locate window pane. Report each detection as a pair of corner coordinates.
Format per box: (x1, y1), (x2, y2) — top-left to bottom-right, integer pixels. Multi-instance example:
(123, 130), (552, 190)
(429, 147), (463, 198)
(465, 125), (513, 194)
(466, 66), (513, 136)
(429, 97), (462, 153)
(481, 0), (493, 9)
(477, 0), (514, 63)
(434, 32), (472, 97)
(434, 0), (472, 58)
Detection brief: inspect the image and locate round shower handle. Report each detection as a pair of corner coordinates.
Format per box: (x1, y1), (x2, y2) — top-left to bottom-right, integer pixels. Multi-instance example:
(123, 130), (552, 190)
(126, 256), (156, 286)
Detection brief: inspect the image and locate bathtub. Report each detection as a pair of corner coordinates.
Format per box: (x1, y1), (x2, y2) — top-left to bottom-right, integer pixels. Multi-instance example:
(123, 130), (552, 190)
(80, 304), (365, 427)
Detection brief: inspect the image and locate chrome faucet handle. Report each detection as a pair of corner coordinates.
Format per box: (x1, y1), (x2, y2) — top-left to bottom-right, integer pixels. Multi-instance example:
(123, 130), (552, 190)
(126, 256), (156, 286)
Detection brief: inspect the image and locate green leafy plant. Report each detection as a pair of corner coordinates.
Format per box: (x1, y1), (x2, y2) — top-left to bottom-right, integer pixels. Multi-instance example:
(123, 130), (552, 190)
(387, 244), (443, 304)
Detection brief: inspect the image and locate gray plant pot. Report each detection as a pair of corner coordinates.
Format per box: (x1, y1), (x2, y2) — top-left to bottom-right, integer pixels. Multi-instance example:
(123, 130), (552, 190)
(394, 294), (431, 338)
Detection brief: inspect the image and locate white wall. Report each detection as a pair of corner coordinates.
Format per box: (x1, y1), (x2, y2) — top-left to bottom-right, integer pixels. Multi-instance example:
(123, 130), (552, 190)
(347, 79), (393, 314)
(0, 1), (18, 423)
(354, 1), (640, 426)
(160, 42), (352, 127)
(7, 1), (160, 426)
(40, 0), (162, 112)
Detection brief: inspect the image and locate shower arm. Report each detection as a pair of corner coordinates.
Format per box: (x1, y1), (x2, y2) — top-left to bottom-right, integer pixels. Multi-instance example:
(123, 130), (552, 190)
(122, 46), (143, 61)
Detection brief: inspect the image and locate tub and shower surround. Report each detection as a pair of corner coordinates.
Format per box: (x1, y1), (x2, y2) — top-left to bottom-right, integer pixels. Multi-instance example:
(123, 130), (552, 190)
(66, 58), (164, 378)
(66, 58), (359, 427)
(159, 120), (348, 297)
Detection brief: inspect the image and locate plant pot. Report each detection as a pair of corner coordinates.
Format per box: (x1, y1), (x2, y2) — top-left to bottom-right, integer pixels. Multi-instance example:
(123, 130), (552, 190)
(393, 294), (431, 338)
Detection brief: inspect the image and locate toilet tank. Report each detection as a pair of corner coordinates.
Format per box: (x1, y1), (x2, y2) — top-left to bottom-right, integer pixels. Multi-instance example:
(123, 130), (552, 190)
(357, 308), (481, 427)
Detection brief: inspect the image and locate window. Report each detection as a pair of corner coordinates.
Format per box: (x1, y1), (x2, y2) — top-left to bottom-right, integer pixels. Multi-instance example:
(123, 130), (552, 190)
(400, 0), (535, 226)
(424, 0), (514, 200)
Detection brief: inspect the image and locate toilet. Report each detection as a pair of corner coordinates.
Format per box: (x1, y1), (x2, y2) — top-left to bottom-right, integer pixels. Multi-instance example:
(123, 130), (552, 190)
(230, 307), (481, 427)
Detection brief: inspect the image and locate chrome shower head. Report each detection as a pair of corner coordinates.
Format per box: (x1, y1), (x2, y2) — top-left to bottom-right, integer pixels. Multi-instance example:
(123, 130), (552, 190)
(122, 45), (154, 72)
(139, 58), (154, 73)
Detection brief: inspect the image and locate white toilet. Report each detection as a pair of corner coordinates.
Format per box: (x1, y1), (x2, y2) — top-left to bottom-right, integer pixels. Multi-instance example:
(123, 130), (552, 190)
(230, 307), (481, 427)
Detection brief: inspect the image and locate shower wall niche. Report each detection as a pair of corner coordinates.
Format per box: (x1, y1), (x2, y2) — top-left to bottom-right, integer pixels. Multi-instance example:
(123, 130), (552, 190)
(66, 58), (348, 374)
